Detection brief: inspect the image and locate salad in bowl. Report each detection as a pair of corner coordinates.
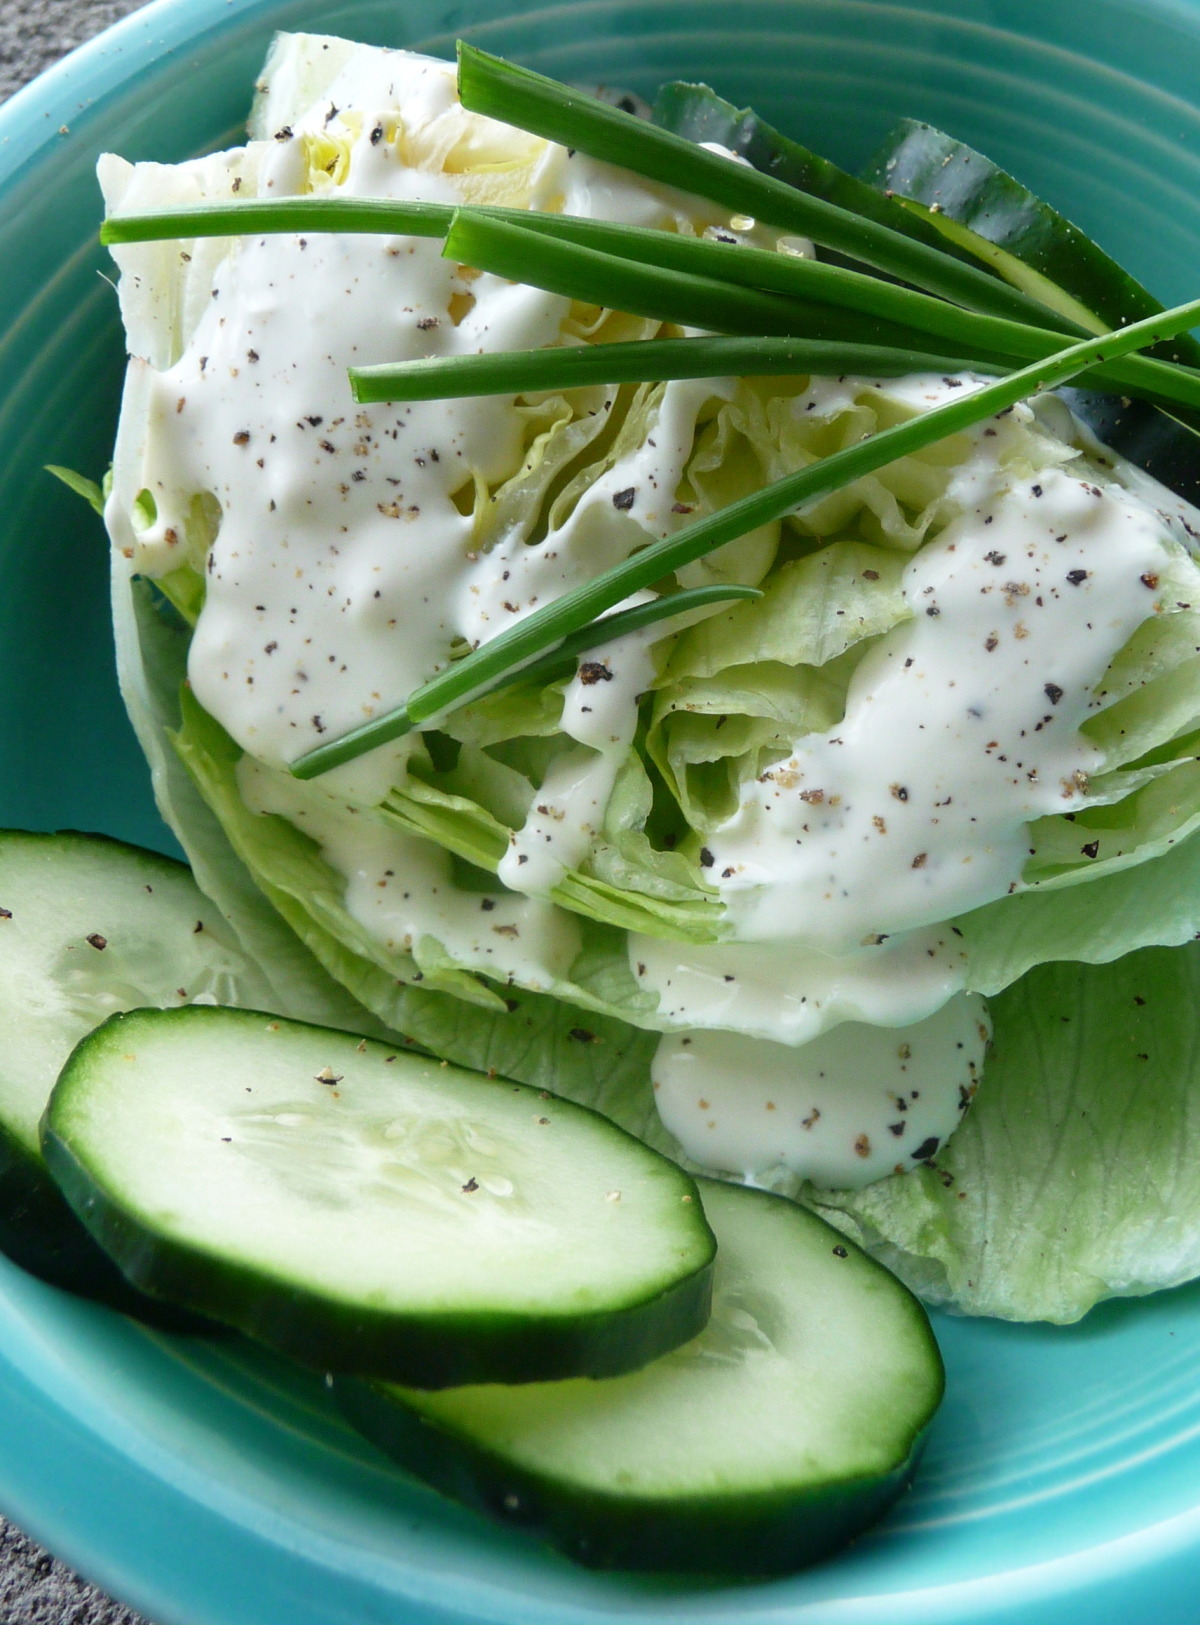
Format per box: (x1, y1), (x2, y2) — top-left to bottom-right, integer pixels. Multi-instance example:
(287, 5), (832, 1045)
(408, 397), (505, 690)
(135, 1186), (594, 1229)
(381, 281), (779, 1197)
(6, 13), (1200, 1591)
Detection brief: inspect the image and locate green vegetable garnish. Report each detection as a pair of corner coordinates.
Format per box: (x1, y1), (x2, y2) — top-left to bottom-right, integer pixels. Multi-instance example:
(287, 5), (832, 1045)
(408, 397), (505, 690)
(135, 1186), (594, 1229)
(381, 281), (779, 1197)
(445, 583), (762, 700)
(348, 335), (997, 403)
(102, 197), (1200, 411)
(291, 294), (1200, 777)
(454, 43), (1082, 330)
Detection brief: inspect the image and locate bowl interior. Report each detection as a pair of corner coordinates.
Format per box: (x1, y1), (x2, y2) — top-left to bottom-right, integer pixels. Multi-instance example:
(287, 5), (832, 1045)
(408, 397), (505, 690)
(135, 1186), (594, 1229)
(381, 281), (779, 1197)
(4, 2), (1200, 1622)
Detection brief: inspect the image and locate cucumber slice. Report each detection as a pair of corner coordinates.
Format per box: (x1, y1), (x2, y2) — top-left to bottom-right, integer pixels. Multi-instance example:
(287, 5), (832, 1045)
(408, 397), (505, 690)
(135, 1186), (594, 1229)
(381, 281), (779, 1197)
(43, 1007), (715, 1385)
(337, 1179), (942, 1574)
(0, 829), (273, 1326)
(861, 119), (1200, 496)
(651, 81), (985, 274)
(862, 120), (1200, 360)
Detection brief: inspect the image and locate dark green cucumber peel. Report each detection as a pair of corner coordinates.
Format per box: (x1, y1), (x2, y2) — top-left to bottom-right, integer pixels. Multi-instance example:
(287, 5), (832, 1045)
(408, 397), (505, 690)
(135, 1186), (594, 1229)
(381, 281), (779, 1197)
(862, 120), (1200, 366)
(336, 1181), (943, 1575)
(1052, 389), (1200, 508)
(42, 1007), (716, 1387)
(651, 81), (989, 276)
(337, 1373), (918, 1574)
(0, 1127), (215, 1333)
(861, 120), (1200, 500)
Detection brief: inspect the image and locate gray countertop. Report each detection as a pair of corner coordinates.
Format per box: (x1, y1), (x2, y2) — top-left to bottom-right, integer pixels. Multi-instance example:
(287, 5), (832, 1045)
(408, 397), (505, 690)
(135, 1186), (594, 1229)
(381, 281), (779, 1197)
(2, 13), (155, 1623)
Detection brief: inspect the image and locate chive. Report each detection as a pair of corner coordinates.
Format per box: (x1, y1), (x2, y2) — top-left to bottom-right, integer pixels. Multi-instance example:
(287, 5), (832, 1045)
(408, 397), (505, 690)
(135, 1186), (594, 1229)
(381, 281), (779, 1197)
(102, 195), (1200, 409)
(350, 335), (1001, 402)
(456, 213), (857, 338)
(99, 197), (454, 245)
(455, 43), (1080, 332)
(296, 588), (761, 778)
(469, 214), (1200, 412)
(473, 584), (762, 697)
(291, 295), (1200, 780)
(441, 211), (1015, 362)
(444, 215), (1200, 413)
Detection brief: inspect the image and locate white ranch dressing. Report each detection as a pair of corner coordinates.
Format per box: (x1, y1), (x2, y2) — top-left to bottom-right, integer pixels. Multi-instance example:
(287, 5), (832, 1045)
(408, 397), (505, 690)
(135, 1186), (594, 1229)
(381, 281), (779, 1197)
(707, 440), (1179, 953)
(628, 924), (968, 1046)
(498, 606), (659, 897)
(104, 37), (1195, 1191)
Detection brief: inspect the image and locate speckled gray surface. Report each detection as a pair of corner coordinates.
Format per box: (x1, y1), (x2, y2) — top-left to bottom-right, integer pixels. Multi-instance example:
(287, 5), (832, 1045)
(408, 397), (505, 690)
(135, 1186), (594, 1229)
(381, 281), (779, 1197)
(0, 0), (145, 103)
(2, 10), (155, 1620)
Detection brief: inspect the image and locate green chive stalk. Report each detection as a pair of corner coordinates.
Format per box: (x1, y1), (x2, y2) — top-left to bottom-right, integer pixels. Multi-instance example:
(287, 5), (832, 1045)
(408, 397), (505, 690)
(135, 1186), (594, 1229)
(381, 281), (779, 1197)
(102, 198), (1200, 411)
(455, 43), (1080, 332)
(292, 295), (1200, 778)
(350, 335), (1001, 402)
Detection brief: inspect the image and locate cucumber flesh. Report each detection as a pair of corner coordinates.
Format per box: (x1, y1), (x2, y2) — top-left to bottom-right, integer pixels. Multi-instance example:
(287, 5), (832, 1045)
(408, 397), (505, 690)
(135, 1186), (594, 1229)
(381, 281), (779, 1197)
(0, 829), (273, 1325)
(43, 1006), (715, 1385)
(338, 1179), (942, 1574)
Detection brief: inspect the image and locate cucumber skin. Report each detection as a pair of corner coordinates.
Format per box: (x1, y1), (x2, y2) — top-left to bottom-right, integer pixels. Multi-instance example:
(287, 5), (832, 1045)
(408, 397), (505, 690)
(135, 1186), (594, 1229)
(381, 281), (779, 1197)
(42, 1009), (716, 1388)
(651, 81), (984, 273)
(0, 1119), (217, 1333)
(0, 830), (238, 1333)
(336, 1372), (929, 1574)
(862, 119), (1200, 371)
(335, 1182), (944, 1575)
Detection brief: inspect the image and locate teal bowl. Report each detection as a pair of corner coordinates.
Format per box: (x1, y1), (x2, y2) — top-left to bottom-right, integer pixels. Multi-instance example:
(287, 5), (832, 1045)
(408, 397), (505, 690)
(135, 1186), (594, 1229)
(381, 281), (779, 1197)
(5, 1), (1200, 1620)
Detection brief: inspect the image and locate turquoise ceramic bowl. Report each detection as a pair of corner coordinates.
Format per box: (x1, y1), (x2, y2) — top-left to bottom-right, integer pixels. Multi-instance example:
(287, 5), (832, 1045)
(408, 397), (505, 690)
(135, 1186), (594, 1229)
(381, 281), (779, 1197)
(4, 1), (1200, 1620)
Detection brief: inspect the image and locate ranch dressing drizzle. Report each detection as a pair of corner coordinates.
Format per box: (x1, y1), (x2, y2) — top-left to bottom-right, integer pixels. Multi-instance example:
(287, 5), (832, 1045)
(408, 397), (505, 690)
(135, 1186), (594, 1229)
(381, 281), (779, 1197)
(628, 924), (968, 1047)
(652, 992), (990, 1190)
(497, 603), (659, 897)
(236, 756), (582, 990)
(119, 51), (732, 808)
(705, 450), (1178, 954)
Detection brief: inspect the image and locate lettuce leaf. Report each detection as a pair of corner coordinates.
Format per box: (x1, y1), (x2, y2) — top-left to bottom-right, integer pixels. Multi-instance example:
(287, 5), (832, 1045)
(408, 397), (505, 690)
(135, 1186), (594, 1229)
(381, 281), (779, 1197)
(648, 651), (865, 831)
(666, 539), (909, 681)
(811, 943), (1200, 1322)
